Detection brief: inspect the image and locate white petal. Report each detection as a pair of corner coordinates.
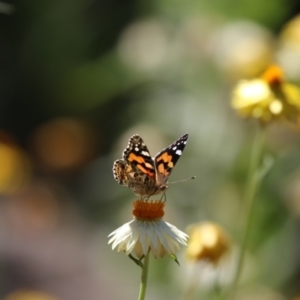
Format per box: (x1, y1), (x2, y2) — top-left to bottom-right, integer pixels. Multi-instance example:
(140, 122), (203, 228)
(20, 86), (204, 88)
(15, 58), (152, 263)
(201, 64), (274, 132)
(108, 218), (189, 258)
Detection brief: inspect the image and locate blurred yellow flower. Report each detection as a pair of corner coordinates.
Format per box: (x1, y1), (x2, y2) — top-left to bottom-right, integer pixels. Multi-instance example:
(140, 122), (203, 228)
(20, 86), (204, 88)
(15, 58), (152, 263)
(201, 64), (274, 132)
(231, 65), (300, 123)
(0, 139), (31, 194)
(185, 222), (230, 264)
(4, 290), (58, 300)
(278, 14), (300, 80)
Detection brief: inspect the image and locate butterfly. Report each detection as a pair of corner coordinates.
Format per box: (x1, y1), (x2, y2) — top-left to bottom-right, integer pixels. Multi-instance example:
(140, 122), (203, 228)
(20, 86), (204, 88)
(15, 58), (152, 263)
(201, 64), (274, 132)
(113, 133), (188, 198)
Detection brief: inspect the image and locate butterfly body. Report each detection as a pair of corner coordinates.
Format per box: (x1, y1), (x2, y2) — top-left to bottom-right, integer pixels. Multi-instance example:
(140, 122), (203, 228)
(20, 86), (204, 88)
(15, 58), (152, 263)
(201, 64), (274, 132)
(113, 133), (188, 198)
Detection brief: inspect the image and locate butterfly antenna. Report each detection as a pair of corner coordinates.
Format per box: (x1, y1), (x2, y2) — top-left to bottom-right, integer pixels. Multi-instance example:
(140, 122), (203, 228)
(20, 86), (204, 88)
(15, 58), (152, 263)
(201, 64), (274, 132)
(168, 176), (196, 185)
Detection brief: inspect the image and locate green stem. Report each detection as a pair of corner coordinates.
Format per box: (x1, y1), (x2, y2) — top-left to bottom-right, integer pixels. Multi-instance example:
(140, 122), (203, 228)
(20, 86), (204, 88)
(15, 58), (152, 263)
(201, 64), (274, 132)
(138, 252), (150, 300)
(229, 125), (266, 299)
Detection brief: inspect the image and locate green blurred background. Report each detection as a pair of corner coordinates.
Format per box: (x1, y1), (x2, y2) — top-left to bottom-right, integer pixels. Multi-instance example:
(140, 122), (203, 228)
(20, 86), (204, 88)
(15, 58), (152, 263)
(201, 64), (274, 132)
(0, 0), (300, 299)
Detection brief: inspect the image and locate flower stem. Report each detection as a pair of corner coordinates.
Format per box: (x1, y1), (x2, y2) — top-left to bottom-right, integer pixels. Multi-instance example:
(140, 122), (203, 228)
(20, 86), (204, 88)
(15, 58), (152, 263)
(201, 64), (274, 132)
(229, 125), (266, 299)
(138, 252), (150, 300)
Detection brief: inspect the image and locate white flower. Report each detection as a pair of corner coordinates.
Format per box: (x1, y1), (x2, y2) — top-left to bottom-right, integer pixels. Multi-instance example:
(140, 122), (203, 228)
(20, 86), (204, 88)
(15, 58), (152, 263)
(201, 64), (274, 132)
(108, 200), (189, 259)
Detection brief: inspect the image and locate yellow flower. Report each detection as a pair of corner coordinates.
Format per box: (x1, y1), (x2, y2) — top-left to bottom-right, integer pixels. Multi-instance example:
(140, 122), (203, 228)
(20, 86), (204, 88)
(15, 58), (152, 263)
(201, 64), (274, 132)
(4, 290), (58, 300)
(278, 14), (300, 80)
(231, 65), (300, 123)
(108, 199), (188, 259)
(185, 222), (230, 264)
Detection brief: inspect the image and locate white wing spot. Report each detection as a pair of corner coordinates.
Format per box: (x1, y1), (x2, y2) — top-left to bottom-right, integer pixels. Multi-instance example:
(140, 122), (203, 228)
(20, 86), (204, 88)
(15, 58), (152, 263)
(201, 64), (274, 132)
(141, 151), (150, 156)
(176, 149), (182, 155)
(145, 162), (154, 169)
(172, 146), (177, 150)
(135, 147), (139, 152)
(183, 141), (187, 144)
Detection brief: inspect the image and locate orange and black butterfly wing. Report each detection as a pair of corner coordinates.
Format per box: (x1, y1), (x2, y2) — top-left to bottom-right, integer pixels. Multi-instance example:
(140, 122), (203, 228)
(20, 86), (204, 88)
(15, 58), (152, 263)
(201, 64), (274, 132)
(154, 133), (188, 185)
(113, 159), (134, 185)
(123, 134), (155, 179)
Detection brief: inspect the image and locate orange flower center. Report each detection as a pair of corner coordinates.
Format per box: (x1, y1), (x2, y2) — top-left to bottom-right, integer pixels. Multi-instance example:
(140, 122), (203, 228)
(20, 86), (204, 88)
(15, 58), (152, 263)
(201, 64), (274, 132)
(132, 200), (165, 220)
(261, 65), (283, 86)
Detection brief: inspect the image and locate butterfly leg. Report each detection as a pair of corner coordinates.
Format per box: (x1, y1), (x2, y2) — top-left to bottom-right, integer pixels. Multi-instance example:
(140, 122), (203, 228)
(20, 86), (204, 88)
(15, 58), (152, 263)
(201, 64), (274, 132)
(158, 192), (166, 203)
(142, 195), (150, 202)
